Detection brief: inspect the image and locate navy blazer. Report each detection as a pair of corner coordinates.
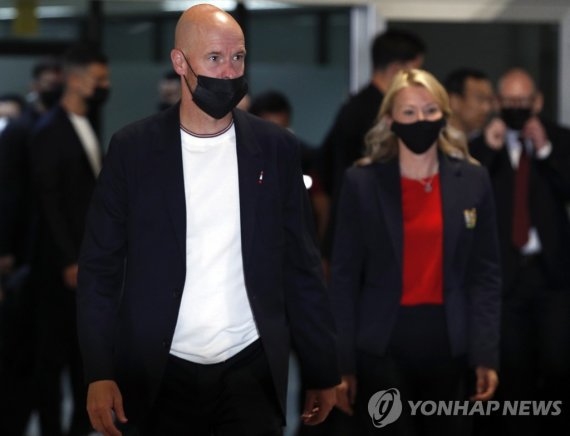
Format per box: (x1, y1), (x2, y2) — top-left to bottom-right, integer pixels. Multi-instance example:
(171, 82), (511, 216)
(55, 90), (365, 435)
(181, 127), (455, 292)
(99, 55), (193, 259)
(330, 153), (501, 375)
(77, 105), (339, 425)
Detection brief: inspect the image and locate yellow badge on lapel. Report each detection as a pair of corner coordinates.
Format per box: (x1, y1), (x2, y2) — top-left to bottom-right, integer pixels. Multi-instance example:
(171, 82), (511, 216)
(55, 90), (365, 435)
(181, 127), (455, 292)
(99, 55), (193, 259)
(464, 208), (477, 229)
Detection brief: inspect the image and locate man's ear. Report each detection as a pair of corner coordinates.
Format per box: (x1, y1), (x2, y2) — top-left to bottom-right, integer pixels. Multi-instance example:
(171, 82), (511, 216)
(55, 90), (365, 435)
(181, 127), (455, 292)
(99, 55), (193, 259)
(533, 91), (544, 115)
(170, 49), (186, 76)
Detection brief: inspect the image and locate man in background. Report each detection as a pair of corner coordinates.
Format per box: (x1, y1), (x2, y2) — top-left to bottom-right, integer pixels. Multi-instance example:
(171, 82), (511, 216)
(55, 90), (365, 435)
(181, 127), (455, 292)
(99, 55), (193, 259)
(0, 57), (63, 436)
(470, 67), (570, 436)
(444, 68), (495, 140)
(319, 29), (426, 200)
(0, 58), (62, 267)
(29, 44), (110, 436)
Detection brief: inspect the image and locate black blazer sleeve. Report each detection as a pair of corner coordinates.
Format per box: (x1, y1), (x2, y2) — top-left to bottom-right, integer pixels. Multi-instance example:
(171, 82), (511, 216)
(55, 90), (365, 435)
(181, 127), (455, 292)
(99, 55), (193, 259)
(281, 137), (341, 388)
(329, 169), (365, 374)
(77, 134), (128, 382)
(465, 167), (502, 370)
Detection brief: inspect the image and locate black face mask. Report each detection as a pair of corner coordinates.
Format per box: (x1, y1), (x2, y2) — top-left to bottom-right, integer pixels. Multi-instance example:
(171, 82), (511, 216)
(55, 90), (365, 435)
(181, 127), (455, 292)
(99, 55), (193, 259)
(181, 54), (248, 119)
(39, 85), (63, 110)
(391, 118), (446, 155)
(501, 108), (532, 131)
(86, 86), (110, 109)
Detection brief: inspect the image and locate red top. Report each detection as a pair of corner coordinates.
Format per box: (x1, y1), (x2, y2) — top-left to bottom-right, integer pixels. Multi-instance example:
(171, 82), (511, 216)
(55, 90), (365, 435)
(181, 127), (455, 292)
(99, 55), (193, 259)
(400, 174), (443, 306)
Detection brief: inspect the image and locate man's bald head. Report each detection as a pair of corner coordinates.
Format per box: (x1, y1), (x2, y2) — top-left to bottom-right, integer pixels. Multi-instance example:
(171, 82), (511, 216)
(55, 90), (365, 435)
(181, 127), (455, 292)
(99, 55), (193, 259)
(170, 3), (247, 121)
(497, 67), (543, 118)
(498, 68), (536, 98)
(174, 4), (243, 51)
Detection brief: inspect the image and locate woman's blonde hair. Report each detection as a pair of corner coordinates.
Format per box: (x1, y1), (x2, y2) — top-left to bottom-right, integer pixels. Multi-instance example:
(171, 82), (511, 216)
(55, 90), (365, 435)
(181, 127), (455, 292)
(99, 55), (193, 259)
(363, 68), (477, 164)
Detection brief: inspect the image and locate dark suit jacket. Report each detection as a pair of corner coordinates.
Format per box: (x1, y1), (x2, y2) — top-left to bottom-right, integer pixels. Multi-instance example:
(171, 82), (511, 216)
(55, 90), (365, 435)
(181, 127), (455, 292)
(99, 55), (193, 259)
(77, 105), (340, 425)
(330, 153), (501, 375)
(470, 121), (570, 294)
(320, 83), (384, 197)
(29, 105), (98, 274)
(0, 110), (40, 262)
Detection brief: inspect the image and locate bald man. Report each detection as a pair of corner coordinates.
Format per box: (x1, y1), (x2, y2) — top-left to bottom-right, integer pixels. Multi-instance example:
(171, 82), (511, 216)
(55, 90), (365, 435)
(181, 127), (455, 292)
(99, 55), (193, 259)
(470, 68), (570, 436)
(77, 5), (339, 436)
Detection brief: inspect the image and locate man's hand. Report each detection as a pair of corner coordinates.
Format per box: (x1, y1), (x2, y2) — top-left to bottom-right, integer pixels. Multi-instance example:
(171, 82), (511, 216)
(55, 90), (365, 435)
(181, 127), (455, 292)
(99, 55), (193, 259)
(523, 116), (549, 151)
(301, 386), (337, 425)
(335, 375), (357, 416)
(63, 263), (79, 289)
(87, 380), (128, 436)
(470, 366), (499, 401)
(484, 117), (506, 150)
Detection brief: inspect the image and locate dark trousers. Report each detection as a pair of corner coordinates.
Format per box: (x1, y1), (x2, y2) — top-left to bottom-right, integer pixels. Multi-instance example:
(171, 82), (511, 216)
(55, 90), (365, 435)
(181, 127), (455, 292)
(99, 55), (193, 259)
(143, 340), (283, 436)
(353, 305), (469, 436)
(34, 277), (91, 436)
(0, 272), (36, 435)
(497, 256), (570, 436)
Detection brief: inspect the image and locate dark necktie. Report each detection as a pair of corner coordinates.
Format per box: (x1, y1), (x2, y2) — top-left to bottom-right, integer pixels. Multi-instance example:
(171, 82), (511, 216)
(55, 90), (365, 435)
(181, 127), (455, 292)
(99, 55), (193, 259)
(512, 138), (531, 248)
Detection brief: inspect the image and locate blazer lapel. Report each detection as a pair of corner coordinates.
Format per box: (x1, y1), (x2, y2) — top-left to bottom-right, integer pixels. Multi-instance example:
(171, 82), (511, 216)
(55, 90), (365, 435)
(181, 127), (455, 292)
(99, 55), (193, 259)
(373, 159), (403, 272)
(439, 153), (463, 291)
(58, 107), (97, 181)
(154, 104), (187, 256)
(233, 110), (263, 271)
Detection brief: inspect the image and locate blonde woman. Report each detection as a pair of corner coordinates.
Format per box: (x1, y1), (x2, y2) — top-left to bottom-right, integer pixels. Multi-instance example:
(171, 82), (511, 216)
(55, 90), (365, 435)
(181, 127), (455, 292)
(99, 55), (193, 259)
(330, 69), (501, 435)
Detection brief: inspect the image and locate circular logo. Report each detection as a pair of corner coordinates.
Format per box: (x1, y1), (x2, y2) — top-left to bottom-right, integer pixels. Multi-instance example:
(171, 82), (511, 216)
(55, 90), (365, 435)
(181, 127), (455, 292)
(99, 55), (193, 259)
(368, 388), (403, 428)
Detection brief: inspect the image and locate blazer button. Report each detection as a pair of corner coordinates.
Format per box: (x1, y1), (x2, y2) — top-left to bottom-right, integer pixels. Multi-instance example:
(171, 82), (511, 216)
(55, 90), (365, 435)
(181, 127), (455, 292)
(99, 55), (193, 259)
(162, 339), (170, 349)
(173, 289), (182, 298)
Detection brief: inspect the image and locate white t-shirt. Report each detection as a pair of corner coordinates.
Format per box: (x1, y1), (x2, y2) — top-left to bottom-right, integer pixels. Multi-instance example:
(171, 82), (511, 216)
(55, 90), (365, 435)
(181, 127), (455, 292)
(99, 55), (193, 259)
(67, 112), (102, 177)
(170, 123), (259, 364)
